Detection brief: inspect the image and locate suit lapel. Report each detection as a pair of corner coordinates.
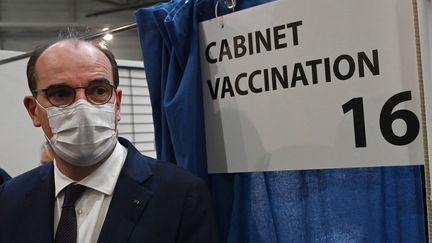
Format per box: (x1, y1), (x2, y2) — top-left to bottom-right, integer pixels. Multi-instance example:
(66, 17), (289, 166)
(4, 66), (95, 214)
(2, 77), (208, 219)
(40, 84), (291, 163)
(23, 164), (55, 242)
(97, 171), (153, 243)
(97, 138), (154, 243)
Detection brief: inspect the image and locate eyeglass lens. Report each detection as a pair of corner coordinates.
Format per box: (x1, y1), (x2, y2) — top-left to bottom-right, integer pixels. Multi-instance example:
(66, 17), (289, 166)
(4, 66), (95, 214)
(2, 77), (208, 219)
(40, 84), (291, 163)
(45, 81), (113, 107)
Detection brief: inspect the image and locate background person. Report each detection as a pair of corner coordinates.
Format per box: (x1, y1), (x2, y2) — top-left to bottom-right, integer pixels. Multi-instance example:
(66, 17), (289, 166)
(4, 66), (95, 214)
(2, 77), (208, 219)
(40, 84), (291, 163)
(40, 141), (54, 165)
(0, 168), (11, 185)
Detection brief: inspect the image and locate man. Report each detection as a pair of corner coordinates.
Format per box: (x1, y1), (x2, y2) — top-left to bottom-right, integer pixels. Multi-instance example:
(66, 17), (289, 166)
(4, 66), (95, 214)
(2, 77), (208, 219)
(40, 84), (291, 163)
(0, 39), (219, 243)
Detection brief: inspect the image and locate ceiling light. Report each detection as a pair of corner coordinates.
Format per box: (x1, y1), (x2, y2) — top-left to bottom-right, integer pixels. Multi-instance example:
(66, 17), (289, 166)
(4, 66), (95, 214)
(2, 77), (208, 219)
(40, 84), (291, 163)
(102, 33), (113, 41)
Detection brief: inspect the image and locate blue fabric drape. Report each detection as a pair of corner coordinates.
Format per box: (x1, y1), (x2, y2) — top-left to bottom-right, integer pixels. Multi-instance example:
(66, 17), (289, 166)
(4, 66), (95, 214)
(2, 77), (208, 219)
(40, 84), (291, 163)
(135, 1), (426, 242)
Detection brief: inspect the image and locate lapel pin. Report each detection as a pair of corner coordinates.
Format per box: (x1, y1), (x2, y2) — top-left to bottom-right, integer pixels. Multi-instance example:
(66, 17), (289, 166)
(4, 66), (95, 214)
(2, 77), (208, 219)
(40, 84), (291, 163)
(133, 199), (140, 206)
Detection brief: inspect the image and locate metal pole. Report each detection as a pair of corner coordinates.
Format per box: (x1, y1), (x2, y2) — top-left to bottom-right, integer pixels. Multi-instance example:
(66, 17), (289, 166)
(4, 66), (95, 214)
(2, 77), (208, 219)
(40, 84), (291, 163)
(80, 22), (137, 41)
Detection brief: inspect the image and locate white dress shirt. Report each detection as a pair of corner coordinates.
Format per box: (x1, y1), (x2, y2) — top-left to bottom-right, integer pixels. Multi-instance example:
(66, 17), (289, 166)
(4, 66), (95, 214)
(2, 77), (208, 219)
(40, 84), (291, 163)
(53, 141), (127, 243)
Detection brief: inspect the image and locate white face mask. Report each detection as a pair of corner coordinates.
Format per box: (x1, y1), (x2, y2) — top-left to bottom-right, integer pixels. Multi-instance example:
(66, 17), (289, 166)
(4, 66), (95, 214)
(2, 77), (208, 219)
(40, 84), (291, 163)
(37, 99), (117, 167)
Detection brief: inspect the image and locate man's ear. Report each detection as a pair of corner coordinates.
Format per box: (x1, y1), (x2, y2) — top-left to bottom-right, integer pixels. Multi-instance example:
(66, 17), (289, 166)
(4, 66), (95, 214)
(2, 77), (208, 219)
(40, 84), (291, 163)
(23, 96), (42, 127)
(115, 88), (122, 122)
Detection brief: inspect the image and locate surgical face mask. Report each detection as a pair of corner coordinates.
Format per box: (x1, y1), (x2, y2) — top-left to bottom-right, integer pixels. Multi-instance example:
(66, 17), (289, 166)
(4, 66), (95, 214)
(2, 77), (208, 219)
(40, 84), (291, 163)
(37, 99), (117, 167)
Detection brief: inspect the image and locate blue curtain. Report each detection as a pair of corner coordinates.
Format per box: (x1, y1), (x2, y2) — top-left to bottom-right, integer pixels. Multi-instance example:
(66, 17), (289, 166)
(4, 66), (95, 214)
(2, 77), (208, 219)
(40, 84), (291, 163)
(135, 1), (426, 242)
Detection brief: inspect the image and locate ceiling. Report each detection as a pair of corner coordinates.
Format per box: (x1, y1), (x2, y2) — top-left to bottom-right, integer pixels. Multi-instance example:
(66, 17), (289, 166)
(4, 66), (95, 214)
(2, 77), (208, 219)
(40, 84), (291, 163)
(0, 0), (159, 61)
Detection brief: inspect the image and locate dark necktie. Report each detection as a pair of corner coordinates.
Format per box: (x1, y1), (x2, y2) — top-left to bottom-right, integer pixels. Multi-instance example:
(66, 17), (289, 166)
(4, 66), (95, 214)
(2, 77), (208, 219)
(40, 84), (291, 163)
(55, 184), (86, 243)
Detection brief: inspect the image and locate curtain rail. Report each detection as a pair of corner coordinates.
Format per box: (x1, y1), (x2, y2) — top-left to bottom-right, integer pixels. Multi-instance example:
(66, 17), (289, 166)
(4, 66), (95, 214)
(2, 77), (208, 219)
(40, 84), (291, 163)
(86, 1), (166, 17)
(0, 22), (138, 65)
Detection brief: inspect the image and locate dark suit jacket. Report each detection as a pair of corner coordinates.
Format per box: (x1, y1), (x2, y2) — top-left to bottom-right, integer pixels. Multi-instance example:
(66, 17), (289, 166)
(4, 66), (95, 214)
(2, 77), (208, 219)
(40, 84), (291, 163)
(0, 137), (219, 243)
(0, 168), (11, 185)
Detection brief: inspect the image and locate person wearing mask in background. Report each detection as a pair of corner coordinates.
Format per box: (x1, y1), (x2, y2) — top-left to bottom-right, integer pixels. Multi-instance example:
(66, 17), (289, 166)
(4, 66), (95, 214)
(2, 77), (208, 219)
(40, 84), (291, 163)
(40, 141), (54, 165)
(0, 168), (11, 185)
(0, 38), (219, 243)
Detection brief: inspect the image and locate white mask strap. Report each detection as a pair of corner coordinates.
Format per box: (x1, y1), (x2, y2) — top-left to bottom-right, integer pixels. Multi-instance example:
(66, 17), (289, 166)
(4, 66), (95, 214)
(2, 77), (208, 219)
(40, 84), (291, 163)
(34, 97), (48, 112)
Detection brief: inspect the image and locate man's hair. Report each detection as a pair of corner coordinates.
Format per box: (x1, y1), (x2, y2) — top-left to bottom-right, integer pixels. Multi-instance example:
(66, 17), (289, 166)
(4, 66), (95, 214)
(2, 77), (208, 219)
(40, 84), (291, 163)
(26, 39), (119, 92)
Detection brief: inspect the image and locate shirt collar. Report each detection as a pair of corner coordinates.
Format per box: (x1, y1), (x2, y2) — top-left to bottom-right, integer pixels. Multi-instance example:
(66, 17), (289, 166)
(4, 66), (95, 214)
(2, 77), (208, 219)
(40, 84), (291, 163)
(54, 141), (127, 198)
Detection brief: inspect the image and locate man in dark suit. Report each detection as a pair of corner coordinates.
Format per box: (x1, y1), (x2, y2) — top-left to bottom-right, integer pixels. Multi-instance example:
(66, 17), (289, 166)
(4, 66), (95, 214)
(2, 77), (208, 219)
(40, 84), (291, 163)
(0, 168), (11, 184)
(0, 39), (219, 243)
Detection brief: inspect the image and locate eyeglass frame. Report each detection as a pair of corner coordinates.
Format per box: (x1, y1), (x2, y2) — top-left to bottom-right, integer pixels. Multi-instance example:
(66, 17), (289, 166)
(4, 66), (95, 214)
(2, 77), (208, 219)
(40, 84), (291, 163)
(31, 79), (117, 108)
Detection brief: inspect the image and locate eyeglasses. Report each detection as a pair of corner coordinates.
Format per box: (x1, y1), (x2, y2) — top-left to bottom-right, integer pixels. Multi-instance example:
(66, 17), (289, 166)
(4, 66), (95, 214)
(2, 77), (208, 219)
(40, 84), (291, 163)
(31, 80), (116, 108)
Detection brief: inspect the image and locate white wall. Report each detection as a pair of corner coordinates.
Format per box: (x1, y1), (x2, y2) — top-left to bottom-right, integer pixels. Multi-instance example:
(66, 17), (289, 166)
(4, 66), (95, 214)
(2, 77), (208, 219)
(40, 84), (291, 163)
(0, 50), (44, 177)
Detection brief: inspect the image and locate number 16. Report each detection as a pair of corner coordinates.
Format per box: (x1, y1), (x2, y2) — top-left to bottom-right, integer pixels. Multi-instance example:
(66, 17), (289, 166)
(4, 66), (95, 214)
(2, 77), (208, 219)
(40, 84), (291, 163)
(342, 91), (420, 148)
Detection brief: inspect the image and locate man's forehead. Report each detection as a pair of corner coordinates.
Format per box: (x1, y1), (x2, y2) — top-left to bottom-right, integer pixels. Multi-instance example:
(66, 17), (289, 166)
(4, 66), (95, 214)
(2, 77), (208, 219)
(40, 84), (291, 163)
(40, 40), (104, 60)
(33, 40), (113, 87)
(35, 41), (112, 75)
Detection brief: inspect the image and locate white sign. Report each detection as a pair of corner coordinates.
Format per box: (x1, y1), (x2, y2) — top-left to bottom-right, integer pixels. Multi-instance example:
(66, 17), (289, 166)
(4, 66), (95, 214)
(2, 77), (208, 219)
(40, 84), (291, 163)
(199, 0), (425, 173)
